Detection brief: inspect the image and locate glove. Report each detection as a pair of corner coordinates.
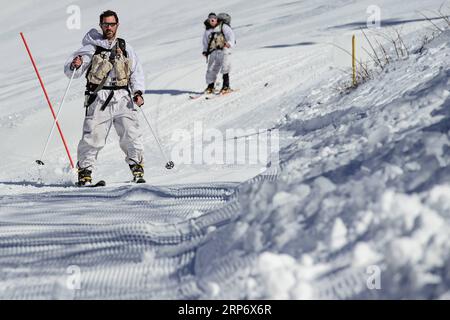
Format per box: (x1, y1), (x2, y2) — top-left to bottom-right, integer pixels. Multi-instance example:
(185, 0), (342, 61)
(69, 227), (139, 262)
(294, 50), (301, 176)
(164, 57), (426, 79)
(133, 90), (144, 107)
(70, 55), (83, 70)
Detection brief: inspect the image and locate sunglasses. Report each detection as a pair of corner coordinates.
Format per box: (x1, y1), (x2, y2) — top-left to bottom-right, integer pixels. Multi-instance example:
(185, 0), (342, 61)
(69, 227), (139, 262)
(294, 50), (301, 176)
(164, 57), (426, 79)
(100, 22), (117, 28)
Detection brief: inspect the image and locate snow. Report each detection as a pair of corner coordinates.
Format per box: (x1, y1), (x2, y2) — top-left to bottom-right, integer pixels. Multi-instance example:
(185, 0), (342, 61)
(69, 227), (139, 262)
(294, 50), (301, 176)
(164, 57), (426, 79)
(0, 0), (450, 299)
(329, 218), (348, 251)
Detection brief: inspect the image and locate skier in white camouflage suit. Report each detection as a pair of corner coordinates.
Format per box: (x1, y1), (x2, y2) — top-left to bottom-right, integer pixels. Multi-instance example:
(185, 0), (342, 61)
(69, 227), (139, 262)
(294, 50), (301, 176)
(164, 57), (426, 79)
(64, 10), (146, 185)
(202, 12), (236, 94)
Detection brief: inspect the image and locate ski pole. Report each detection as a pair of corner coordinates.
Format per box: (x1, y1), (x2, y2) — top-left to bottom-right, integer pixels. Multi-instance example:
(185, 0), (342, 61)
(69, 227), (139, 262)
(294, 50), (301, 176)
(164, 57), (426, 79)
(20, 32), (75, 169)
(36, 70), (76, 166)
(138, 107), (174, 170)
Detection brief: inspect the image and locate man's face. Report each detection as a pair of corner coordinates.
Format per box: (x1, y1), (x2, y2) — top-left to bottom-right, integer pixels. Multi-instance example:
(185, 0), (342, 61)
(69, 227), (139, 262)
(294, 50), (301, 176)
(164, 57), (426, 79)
(209, 17), (218, 27)
(100, 15), (119, 40)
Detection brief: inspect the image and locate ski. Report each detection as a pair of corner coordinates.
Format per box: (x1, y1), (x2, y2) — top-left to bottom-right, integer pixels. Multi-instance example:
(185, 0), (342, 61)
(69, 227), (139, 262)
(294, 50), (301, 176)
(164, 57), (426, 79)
(189, 89), (239, 100)
(74, 179), (146, 187)
(76, 180), (106, 188)
(205, 89), (239, 100)
(189, 93), (215, 100)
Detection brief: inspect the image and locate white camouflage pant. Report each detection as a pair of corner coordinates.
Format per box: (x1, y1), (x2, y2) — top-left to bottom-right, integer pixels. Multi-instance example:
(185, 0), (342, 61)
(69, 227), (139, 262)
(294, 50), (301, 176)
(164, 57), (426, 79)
(77, 89), (144, 169)
(206, 48), (232, 84)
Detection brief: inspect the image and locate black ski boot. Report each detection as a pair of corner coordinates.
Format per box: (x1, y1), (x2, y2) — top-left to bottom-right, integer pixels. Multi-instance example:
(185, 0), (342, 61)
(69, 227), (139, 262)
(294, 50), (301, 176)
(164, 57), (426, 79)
(220, 74), (231, 94)
(204, 83), (215, 94)
(130, 163), (146, 183)
(77, 167), (92, 186)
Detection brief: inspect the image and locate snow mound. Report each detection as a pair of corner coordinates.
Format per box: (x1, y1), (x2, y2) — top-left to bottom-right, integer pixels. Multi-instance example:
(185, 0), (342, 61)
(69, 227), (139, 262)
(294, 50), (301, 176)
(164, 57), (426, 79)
(195, 29), (450, 299)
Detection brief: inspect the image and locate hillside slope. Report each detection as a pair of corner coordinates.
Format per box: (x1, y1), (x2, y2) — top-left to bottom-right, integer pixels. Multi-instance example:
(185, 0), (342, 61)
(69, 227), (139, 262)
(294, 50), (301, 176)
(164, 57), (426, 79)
(0, 0), (449, 299)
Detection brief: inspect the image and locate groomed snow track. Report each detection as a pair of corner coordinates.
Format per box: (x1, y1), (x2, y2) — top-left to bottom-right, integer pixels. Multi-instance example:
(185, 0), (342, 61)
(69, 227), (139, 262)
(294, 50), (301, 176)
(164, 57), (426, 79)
(0, 172), (279, 299)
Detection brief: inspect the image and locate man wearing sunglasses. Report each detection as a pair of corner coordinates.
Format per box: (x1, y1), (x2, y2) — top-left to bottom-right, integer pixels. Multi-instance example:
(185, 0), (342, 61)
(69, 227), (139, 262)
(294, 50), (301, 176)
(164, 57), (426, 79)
(64, 10), (146, 186)
(202, 12), (236, 95)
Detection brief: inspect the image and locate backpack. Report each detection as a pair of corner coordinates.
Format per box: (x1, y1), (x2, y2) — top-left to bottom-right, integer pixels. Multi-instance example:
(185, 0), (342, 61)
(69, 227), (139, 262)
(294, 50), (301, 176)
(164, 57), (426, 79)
(85, 38), (128, 86)
(217, 13), (231, 26)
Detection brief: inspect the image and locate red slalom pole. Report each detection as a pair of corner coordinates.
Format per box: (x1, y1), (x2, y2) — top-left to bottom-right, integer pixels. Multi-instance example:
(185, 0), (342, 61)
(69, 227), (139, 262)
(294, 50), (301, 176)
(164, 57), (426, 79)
(20, 32), (75, 169)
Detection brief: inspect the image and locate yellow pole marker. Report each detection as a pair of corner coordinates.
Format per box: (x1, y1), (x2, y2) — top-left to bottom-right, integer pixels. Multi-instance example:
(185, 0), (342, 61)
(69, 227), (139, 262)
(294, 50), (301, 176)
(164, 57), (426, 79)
(352, 35), (357, 87)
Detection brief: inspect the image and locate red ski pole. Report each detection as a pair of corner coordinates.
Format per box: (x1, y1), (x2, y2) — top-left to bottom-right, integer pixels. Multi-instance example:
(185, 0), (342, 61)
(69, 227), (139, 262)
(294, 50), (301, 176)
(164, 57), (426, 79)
(20, 32), (75, 169)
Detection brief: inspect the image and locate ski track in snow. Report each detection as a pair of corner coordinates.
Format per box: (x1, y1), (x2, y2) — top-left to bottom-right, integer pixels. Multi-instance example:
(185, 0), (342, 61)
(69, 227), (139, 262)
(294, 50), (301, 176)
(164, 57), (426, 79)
(0, 175), (278, 299)
(1, 0), (450, 299)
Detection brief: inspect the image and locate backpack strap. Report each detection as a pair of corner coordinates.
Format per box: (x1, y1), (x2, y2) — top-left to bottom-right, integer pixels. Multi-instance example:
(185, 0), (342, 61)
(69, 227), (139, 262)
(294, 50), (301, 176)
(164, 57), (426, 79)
(206, 31), (216, 56)
(94, 38), (127, 56)
(117, 38), (127, 58)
